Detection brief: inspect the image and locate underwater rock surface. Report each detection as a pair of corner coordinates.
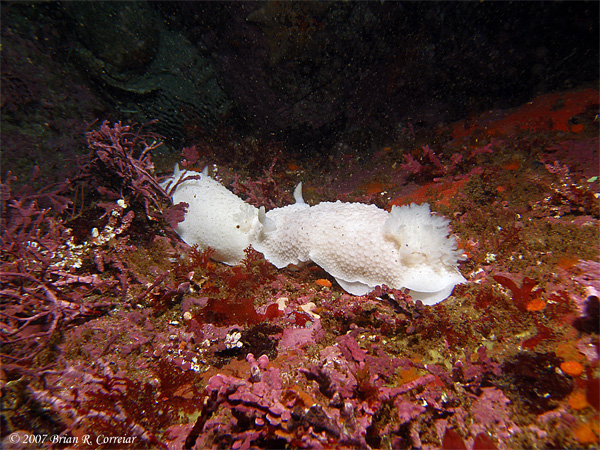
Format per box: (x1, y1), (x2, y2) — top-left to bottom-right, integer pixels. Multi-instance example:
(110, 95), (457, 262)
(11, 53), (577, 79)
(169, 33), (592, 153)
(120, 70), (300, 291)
(1, 3), (598, 448)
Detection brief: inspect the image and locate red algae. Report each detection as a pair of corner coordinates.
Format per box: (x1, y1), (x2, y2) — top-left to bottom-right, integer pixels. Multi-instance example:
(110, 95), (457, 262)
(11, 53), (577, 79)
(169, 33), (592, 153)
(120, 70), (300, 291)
(493, 273), (543, 313)
(450, 87), (599, 138)
(587, 374), (600, 411)
(473, 433), (499, 450)
(442, 429), (468, 450)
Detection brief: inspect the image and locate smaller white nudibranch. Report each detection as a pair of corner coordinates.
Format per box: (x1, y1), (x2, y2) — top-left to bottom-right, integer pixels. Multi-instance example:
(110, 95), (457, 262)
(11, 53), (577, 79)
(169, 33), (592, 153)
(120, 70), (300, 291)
(160, 165), (259, 265)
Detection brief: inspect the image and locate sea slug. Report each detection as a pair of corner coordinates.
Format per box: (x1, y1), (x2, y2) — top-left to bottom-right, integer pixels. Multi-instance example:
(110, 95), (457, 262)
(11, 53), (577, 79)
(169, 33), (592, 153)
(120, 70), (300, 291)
(163, 166), (466, 304)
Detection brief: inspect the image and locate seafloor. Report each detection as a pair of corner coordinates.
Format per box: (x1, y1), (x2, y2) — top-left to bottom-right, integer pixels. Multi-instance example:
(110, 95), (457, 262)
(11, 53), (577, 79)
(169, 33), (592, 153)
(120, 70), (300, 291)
(1, 2), (599, 449)
(2, 87), (598, 450)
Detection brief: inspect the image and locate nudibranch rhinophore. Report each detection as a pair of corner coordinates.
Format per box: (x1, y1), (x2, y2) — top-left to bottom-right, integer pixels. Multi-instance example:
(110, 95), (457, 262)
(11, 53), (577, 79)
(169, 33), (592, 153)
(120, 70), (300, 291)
(162, 165), (467, 305)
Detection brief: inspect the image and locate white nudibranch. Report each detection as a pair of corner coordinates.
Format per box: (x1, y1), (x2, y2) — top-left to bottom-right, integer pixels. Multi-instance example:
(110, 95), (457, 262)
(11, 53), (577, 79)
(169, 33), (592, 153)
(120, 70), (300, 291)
(162, 165), (467, 305)
(160, 164), (259, 265)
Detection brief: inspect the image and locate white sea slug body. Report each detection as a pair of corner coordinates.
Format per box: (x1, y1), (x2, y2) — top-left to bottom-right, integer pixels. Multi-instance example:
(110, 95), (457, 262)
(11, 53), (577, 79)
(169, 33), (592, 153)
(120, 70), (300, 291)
(254, 185), (466, 305)
(162, 164), (466, 305)
(161, 165), (259, 265)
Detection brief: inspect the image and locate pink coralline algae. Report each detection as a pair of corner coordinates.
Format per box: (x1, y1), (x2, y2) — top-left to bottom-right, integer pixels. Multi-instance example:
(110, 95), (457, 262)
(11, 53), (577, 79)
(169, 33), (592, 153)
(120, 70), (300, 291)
(189, 349), (378, 450)
(400, 144), (463, 179)
(83, 121), (171, 219)
(184, 326), (509, 450)
(539, 159), (599, 218)
(188, 354), (290, 450)
(0, 173), (117, 367)
(468, 388), (512, 443)
(231, 159), (293, 209)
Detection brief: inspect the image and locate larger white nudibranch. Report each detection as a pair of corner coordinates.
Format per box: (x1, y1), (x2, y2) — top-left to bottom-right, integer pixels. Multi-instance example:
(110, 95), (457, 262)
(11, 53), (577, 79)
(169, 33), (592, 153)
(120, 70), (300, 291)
(252, 184), (466, 305)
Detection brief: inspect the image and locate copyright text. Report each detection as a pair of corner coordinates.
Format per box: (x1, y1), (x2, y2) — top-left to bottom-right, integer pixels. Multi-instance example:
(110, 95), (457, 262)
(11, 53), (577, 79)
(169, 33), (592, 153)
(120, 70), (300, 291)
(7, 432), (138, 446)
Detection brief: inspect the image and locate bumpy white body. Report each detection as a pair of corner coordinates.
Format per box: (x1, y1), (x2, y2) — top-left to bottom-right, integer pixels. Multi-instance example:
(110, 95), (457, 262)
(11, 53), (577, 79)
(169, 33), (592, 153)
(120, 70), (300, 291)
(253, 197), (466, 304)
(161, 166), (259, 265)
(163, 166), (466, 304)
